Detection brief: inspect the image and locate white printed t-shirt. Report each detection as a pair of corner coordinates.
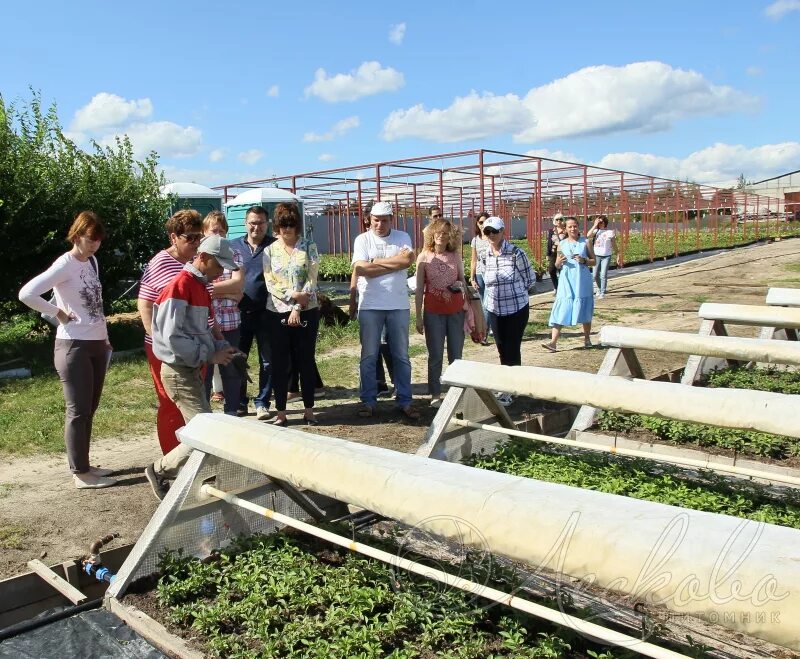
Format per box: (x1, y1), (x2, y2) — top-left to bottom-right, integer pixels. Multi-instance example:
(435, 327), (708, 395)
(352, 229), (413, 311)
(593, 229), (615, 257)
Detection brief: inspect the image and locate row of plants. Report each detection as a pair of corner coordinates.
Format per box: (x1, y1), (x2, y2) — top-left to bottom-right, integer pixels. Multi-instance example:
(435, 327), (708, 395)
(468, 440), (800, 529)
(317, 224), (800, 281)
(154, 531), (628, 659)
(594, 365), (800, 459)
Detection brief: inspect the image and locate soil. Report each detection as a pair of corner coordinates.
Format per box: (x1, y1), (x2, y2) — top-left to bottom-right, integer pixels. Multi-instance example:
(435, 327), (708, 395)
(2, 237), (799, 580)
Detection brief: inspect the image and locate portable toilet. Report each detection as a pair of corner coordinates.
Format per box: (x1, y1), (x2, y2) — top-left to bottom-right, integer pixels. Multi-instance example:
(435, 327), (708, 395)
(160, 182), (223, 217)
(225, 188), (305, 240)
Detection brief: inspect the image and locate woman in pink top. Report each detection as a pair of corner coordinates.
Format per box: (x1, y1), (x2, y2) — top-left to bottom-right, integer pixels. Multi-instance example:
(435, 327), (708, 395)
(18, 211), (115, 489)
(414, 219), (469, 407)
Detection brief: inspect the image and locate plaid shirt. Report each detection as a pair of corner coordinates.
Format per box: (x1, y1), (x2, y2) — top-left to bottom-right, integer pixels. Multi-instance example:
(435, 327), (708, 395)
(212, 248), (244, 331)
(483, 240), (534, 315)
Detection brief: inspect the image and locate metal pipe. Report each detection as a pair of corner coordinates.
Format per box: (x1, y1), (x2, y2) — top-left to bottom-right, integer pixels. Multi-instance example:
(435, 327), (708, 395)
(449, 418), (800, 488)
(200, 484), (690, 659)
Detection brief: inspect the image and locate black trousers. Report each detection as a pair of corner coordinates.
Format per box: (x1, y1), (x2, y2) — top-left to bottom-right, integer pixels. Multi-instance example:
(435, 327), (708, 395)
(266, 308), (320, 410)
(487, 304), (529, 366)
(547, 253), (559, 289)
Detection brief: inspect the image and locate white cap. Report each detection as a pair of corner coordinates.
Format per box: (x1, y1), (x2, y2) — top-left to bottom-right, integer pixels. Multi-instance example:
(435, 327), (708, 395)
(370, 201), (393, 216)
(484, 216), (504, 231)
(553, 212), (563, 221)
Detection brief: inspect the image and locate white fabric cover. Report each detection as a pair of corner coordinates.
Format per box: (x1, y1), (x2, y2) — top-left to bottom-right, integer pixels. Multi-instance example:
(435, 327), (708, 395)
(698, 302), (800, 328)
(767, 287), (800, 307)
(600, 326), (800, 365)
(442, 360), (800, 438)
(178, 414), (800, 649)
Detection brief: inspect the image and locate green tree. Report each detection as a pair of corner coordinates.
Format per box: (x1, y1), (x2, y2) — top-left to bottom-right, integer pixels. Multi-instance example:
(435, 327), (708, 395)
(0, 90), (172, 317)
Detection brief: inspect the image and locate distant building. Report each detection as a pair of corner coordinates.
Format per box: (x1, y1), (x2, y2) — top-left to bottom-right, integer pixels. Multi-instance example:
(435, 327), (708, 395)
(747, 170), (800, 219)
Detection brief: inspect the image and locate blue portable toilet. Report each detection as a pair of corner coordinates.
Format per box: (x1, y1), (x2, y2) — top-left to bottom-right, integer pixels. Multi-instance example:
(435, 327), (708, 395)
(160, 182), (223, 217)
(225, 188), (305, 240)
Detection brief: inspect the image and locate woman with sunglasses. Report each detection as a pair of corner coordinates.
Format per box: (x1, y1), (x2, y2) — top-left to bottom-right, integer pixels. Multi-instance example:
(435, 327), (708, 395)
(19, 212), (115, 489)
(482, 216), (535, 406)
(468, 211), (491, 345)
(137, 209), (206, 455)
(263, 203), (320, 427)
(542, 217), (595, 352)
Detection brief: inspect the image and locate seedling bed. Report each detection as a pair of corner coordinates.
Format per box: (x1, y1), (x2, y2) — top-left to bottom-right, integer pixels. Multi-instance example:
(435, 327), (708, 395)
(588, 366), (800, 466)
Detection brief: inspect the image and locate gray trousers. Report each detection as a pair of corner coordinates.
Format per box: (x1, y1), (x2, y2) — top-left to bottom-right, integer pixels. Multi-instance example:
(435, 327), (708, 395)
(423, 310), (465, 396)
(54, 339), (109, 473)
(154, 363), (210, 479)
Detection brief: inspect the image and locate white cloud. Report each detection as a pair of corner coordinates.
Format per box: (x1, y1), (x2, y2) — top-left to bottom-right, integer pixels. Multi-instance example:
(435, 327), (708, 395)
(318, 153), (335, 162)
(267, 85), (280, 98)
(161, 165), (263, 188)
(596, 142), (800, 186)
(71, 92), (153, 132)
(303, 115), (360, 142)
(99, 121), (202, 158)
(237, 149), (264, 165)
(389, 22), (406, 45)
(382, 61), (759, 143)
(383, 91), (529, 142)
(764, 0), (800, 19)
(209, 148), (226, 162)
(305, 61), (405, 102)
(745, 66), (763, 76)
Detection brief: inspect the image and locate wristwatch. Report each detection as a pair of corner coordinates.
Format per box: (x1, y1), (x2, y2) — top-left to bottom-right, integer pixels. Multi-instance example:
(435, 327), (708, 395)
(292, 304), (302, 311)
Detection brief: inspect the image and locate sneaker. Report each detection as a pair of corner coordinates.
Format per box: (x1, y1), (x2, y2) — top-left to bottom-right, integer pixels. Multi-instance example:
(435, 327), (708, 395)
(144, 464), (168, 500)
(597, 293), (605, 299)
(314, 387), (326, 399)
(211, 392), (224, 403)
(430, 396), (443, 409)
(378, 385), (395, 399)
(74, 472), (116, 489)
(89, 466), (114, 477)
(236, 405), (248, 417)
(256, 406), (273, 421)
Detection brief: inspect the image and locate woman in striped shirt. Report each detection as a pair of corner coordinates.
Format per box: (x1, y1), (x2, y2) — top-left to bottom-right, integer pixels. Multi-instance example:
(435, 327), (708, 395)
(137, 209), (204, 454)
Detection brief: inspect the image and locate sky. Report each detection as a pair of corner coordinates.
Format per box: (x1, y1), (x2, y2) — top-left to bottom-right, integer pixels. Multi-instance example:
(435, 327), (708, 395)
(2, 0), (799, 189)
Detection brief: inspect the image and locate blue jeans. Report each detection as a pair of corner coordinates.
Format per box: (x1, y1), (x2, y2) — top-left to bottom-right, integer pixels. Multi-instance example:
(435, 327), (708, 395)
(238, 308), (272, 410)
(204, 328), (242, 415)
(593, 255), (612, 295)
(424, 311), (465, 396)
(358, 309), (412, 408)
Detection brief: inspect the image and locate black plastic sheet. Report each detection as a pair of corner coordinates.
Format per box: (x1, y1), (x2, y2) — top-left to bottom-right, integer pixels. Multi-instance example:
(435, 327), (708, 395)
(0, 607), (165, 659)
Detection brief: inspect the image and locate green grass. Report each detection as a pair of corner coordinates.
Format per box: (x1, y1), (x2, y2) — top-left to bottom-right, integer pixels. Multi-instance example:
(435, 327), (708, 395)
(0, 523), (32, 550)
(0, 354), (154, 456)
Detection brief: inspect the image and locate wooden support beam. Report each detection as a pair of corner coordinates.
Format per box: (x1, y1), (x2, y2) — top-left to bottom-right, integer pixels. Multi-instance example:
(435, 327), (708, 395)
(26, 559), (87, 605)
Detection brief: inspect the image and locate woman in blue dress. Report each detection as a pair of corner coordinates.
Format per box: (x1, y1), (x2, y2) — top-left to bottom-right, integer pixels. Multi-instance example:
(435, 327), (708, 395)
(542, 217), (595, 351)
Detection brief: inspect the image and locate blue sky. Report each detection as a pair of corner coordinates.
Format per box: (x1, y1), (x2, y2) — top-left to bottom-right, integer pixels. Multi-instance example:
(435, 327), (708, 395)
(2, 0), (799, 187)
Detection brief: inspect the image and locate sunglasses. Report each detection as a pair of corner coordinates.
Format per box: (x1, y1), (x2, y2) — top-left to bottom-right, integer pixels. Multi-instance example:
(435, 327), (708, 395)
(180, 232), (203, 242)
(431, 214), (443, 219)
(483, 227), (499, 236)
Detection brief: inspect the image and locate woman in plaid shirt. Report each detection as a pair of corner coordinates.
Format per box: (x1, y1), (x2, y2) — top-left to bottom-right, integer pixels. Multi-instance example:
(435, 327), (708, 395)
(482, 216), (535, 405)
(202, 211), (245, 415)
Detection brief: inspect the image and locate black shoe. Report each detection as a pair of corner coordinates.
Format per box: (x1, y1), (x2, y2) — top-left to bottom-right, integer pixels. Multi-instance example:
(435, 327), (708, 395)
(236, 406), (248, 417)
(305, 416), (319, 426)
(144, 464), (169, 501)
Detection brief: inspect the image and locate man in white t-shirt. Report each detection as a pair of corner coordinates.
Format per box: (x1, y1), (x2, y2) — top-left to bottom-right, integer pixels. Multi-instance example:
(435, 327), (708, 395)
(351, 201), (418, 419)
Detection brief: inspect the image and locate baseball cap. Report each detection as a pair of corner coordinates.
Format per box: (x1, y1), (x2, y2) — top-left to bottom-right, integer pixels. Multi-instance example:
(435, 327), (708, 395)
(198, 235), (239, 271)
(371, 201), (393, 216)
(483, 216), (505, 232)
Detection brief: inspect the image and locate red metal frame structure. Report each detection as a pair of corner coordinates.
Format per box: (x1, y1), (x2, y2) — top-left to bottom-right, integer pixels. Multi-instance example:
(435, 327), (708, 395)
(214, 149), (788, 261)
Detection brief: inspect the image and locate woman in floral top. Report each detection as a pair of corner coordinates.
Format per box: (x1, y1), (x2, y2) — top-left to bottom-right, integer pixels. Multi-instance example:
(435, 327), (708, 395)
(263, 203), (320, 426)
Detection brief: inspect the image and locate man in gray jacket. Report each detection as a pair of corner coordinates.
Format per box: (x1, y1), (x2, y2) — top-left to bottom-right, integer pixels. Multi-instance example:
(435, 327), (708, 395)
(144, 235), (240, 499)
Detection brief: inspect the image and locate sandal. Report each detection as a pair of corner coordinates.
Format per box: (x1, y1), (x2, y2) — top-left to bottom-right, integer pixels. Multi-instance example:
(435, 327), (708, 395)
(356, 404), (375, 418)
(541, 342), (557, 353)
(271, 416), (288, 427)
(399, 405), (421, 421)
